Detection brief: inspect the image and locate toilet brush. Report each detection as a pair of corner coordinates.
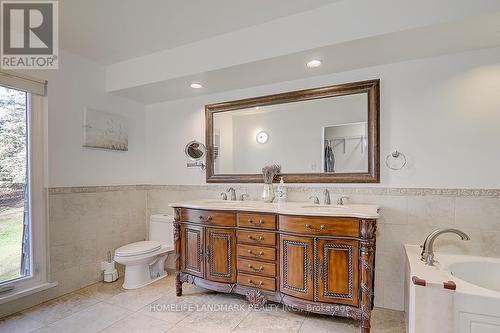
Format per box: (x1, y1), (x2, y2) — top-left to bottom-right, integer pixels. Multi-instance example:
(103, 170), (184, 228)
(102, 251), (119, 283)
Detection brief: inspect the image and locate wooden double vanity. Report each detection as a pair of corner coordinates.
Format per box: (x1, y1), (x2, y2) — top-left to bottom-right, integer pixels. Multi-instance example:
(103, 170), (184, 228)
(171, 200), (379, 332)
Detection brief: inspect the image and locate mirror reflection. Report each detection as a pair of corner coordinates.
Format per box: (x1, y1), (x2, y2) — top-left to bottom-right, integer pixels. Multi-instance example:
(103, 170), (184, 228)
(185, 141), (206, 160)
(213, 92), (368, 175)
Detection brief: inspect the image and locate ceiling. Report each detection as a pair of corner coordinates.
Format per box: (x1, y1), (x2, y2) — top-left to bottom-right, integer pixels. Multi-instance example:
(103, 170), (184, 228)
(111, 13), (500, 103)
(60, 0), (340, 65)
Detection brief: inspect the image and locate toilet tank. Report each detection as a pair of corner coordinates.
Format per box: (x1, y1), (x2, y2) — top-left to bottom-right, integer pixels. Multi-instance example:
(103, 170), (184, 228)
(149, 214), (174, 248)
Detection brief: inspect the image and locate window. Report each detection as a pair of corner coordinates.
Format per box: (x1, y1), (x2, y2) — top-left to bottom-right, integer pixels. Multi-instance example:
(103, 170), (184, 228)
(0, 72), (54, 303)
(0, 86), (30, 285)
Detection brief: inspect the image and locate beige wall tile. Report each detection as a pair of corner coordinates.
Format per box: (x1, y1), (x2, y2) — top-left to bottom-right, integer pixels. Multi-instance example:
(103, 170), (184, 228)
(455, 197), (500, 231)
(408, 196), (455, 227)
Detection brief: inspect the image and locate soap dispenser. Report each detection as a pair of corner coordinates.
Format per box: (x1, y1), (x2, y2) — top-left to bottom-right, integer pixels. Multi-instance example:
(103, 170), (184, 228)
(276, 177), (287, 203)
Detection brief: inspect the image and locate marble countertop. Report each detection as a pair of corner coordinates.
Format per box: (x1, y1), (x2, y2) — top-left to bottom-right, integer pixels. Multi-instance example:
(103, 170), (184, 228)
(169, 199), (380, 219)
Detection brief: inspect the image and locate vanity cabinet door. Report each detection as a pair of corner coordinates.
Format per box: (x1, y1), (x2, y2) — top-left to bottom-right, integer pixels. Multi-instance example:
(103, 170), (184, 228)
(280, 235), (314, 300)
(181, 224), (204, 278)
(317, 239), (359, 306)
(205, 228), (236, 283)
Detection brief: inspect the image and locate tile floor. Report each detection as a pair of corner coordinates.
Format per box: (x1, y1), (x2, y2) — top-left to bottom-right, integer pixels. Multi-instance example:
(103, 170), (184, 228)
(0, 274), (406, 333)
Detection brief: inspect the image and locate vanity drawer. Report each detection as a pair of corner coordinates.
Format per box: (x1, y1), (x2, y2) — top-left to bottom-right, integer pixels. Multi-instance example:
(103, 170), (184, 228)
(238, 213), (276, 230)
(181, 209), (235, 227)
(237, 244), (276, 261)
(238, 273), (276, 291)
(237, 230), (276, 246)
(279, 215), (359, 237)
(237, 258), (276, 277)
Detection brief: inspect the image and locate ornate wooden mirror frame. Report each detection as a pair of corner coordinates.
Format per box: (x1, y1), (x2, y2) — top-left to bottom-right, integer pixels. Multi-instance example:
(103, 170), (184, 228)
(205, 79), (380, 183)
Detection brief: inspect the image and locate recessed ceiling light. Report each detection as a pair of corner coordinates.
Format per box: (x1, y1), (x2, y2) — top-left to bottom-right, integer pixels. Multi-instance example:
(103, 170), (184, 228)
(255, 106), (260, 110)
(190, 83), (203, 89)
(306, 59), (322, 68)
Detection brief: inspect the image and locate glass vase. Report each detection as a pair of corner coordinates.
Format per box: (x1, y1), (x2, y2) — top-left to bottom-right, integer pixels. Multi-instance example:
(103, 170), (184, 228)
(261, 184), (275, 203)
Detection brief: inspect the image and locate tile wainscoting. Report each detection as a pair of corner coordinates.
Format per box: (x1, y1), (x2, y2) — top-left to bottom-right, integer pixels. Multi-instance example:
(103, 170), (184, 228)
(1, 184), (499, 317)
(145, 184), (500, 311)
(0, 188), (148, 318)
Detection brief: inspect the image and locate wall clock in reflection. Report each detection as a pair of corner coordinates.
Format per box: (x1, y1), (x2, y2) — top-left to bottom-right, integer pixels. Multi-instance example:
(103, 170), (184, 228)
(256, 131), (269, 144)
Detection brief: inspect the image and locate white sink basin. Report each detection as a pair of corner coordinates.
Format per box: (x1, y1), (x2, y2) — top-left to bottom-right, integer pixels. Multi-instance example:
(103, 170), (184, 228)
(200, 200), (242, 205)
(300, 205), (348, 209)
(450, 261), (500, 292)
(199, 200), (255, 207)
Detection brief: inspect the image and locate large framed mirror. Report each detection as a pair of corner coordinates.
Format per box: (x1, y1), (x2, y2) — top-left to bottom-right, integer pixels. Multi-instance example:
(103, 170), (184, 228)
(205, 79), (380, 183)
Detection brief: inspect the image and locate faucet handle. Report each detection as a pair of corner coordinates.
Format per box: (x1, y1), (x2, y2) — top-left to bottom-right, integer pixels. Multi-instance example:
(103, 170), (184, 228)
(220, 192), (227, 200)
(337, 195), (349, 205)
(308, 196), (320, 205)
(240, 194), (250, 201)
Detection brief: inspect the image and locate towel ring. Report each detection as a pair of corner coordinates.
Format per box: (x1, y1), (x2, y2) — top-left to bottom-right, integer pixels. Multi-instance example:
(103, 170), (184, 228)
(385, 151), (407, 170)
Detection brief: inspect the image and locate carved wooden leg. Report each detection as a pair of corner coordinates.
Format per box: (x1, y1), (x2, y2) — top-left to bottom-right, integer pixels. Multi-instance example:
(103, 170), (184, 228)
(359, 220), (376, 333)
(176, 271), (183, 296)
(246, 289), (267, 308)
(174, 209), (183, 297)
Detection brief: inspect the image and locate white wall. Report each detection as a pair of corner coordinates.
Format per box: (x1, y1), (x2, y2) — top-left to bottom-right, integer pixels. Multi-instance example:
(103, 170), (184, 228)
(30, 49), (148, 187)
(146, 47), (500, 188)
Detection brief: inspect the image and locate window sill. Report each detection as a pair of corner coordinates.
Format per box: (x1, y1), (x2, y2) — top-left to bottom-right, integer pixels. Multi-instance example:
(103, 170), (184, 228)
(0, 281), (58, 305)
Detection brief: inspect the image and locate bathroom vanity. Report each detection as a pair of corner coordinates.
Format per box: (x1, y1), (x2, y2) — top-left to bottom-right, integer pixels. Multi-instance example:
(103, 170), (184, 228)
(170, 200), (379, 333)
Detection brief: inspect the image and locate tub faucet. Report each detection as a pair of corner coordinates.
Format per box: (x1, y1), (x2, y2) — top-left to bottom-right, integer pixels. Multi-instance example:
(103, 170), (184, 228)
(227, 187), (236, 201)
(421, 229), (470, 266)
(323, 189), (331, 205)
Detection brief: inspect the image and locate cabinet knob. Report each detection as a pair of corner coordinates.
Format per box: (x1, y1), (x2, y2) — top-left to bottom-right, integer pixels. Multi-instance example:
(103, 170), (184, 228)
(247, 249), (264, 257)
(199, 215), (213, 222)
(247, 235), (264, 242)
(305, 224), (326, 232)
(248, 264), (264, 272)
(248, 218), (264, 225)
(247, 279), (263, 287)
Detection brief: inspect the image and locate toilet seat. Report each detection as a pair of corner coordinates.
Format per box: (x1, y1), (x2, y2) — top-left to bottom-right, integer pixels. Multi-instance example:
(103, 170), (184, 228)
(115, 240), (161, 257)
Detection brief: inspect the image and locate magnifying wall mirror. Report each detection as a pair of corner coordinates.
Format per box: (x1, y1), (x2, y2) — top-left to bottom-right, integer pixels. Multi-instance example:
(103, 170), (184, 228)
(185, 140), (206, 170)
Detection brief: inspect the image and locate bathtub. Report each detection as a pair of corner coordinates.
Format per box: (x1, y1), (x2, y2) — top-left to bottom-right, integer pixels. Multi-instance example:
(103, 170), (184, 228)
(405, 245), (500, 333)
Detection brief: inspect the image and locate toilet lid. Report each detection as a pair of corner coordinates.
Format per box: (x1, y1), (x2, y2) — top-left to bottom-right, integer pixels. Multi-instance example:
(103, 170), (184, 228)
(115, 241), (162, 257)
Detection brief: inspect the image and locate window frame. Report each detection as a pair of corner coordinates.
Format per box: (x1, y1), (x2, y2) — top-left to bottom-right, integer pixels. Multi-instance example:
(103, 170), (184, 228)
(0, 86), (56, 304)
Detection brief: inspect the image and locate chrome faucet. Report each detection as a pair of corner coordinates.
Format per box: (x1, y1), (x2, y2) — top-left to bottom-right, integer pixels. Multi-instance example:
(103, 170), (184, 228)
(421, 229), (470, 266)
(227, 187), (236, 201)
(309, 195), (320, 205)
(240, 194), (249, 201)
(323, 189), (331, 205)
(337, 195), (349, 206)
(220, 192), (227, 200)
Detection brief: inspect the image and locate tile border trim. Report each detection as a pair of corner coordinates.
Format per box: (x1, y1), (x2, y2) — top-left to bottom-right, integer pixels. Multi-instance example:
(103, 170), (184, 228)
(48, 184), (500, 197)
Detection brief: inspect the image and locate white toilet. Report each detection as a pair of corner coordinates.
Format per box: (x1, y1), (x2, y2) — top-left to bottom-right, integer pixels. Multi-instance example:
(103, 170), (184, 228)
(114, 214), (174, 289)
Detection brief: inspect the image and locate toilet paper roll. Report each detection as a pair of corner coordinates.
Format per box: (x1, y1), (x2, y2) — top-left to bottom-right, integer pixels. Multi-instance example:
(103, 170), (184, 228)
(101, 260), (116, 272)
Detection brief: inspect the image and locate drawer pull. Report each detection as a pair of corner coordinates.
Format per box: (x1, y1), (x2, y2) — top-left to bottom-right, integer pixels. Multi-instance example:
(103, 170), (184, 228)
(305, 223), (326, 232)
(248, 218), (265, 225)
(199, 215), (213, 222)
(247, 235), (264, 241)
(248, 264), (264, 272)
(247, 279), (263, 287)
(247, 249), (264, 257)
